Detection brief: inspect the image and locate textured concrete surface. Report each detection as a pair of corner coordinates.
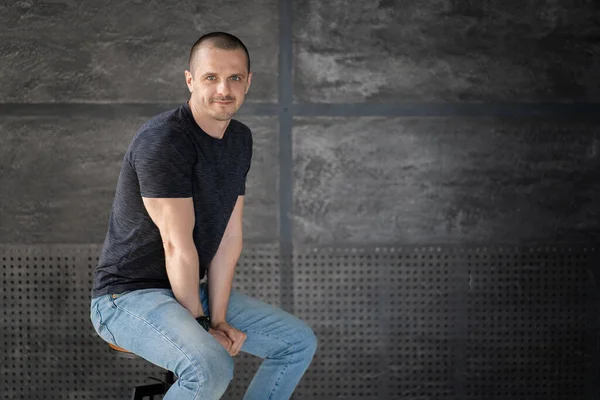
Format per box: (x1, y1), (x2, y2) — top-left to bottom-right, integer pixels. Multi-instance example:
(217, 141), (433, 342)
(292, 117), (600, 246)
(294, 0), (600, 102)
(0, 114), (278, 243)
(0, 0), (277, 103)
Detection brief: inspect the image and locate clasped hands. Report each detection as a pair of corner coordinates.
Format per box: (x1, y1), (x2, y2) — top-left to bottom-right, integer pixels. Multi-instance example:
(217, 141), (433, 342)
(209, 321), (247, 356)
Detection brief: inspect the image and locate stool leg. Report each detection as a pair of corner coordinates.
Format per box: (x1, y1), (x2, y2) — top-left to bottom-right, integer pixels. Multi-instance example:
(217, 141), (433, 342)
(131, 383), (165, 400)
(131, 387), (142, 400)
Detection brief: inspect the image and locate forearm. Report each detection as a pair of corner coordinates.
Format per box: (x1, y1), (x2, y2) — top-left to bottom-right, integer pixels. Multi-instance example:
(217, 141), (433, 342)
(165, 244), (204, 318)
(207, 234), (243, 325)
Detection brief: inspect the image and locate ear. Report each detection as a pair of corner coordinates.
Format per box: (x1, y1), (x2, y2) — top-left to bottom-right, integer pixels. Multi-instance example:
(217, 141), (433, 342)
(245, 71), (253, 94)
(184, 70), (193, 92)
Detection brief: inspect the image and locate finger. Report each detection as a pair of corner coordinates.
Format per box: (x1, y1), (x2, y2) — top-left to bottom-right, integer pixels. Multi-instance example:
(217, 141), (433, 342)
(224, 334), (238, 355)
(234, 336), (246, 356)
(226, 338), (235, 355)
(224, 335), (234, 349)
(231, 333), (246, 356)
(231, 342), (242, 356)
(213, 331), (233, 351)
(219, 328), (244, 355)
(226, 328), (243, 341)
(223, 338), (233, 351)
(224, 329), (239, 343)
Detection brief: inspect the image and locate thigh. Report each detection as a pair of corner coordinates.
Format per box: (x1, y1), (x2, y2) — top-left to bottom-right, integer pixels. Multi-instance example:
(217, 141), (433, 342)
(101, 288), (231, 375)
(202, 283), (314, 358)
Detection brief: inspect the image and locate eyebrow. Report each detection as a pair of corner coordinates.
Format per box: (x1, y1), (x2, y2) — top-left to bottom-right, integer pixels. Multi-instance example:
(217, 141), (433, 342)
(202, 72), (246, 77)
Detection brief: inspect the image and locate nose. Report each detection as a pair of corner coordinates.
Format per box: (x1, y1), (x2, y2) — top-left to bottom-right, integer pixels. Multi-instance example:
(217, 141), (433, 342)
(216, 80), (231, 97)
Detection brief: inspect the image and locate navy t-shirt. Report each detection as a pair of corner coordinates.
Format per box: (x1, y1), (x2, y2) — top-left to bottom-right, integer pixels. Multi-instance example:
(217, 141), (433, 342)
(92, 102), (252, 298)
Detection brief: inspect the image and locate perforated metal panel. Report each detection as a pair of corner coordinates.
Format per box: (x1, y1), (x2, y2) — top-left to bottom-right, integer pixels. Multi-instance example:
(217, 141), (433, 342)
(293, 249), (387, 399)
(0, 244), (281, 400)
(465, 247), (593, 399)
(293, 247), (458, 400)
(1, 245), (598, 399)
(291, 246), (599, 400)
(387, 248), (458, 398)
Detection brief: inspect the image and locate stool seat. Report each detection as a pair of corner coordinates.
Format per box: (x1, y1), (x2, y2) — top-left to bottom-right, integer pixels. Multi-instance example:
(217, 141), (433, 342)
(109, 343), (131, 353)
(106, 342), (176, 399)
(108, 343), (138, 359)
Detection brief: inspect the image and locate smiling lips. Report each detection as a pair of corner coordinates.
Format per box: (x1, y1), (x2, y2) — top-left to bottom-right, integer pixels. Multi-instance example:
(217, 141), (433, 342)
(212, 99), (234, 105)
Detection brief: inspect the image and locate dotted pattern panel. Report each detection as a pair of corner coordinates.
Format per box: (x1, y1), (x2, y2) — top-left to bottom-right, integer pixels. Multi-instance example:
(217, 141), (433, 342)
(292, 247), (457, 400)
(291, 246), (599, 400)
(293, 249), (384, 400)
(2, 245), (598, 399)
(0, 244), (280, 400)
(465, 247), (596, 400)
(387, 248), (457, 398)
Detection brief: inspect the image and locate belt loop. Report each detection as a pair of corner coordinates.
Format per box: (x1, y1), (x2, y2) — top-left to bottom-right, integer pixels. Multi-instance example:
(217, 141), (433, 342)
(108, 293), (117, 309)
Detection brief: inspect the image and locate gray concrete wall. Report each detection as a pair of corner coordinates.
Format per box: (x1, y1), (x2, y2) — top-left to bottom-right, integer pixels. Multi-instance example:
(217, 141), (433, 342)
(293, 117), (600, 245)
(1, 0), (598, 247)
(294, 0), (600, 102)
(0, 0), (280, 245)
(0, 0), (279, 103)
(0, 115), (278, 243)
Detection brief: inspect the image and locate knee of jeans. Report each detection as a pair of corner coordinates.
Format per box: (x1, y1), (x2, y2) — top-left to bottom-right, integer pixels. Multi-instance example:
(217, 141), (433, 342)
(178, 350), (233, 394)
(297, 323), (318, 356)
(204, 349), (234, 394)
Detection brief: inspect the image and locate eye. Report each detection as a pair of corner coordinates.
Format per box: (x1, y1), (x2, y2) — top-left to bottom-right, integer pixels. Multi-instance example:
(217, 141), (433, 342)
(206, 76), (216, 81)
(230, 76), (241, 81)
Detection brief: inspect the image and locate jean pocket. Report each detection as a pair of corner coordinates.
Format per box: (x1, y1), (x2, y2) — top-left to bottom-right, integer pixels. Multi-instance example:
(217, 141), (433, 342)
(92, 300), (117, 345)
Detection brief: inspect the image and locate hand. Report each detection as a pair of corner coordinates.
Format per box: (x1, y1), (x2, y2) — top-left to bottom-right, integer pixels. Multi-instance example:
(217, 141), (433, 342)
(212, 321), (247, 356)
(208, 328), (234, 353)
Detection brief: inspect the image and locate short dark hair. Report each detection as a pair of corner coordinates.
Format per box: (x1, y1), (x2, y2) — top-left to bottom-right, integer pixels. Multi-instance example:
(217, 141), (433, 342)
(188, 32), (250, 73)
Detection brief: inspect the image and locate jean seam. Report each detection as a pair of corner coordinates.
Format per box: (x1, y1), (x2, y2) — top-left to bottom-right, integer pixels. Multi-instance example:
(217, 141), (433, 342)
(243, 329), (296, 400)
(114, 303), (206, 400)
(95, 300), (117, 345)
(266, 347), (295, 400)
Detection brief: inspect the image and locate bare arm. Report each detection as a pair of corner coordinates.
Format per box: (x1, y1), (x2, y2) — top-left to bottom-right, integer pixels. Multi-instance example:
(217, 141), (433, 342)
(208, 195), (245, 325)
(142, 197), (204, 318)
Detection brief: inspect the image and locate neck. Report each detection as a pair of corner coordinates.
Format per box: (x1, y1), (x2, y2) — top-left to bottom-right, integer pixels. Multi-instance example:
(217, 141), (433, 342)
(188, 100), (230, 139)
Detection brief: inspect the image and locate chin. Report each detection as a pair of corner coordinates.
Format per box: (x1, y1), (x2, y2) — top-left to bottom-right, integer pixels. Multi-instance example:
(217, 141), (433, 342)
(213, 113), (233, 121)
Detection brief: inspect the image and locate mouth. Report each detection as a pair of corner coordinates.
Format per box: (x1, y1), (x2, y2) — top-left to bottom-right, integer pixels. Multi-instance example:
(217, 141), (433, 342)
(212, 100), (234, 105)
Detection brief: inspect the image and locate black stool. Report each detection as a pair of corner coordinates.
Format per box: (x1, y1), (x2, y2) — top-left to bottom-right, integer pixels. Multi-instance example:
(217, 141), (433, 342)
(108, 343), (176, 400)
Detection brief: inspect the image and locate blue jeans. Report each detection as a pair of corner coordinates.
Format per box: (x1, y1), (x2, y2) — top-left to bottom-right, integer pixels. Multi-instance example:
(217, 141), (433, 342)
(90, 282), (317, 399)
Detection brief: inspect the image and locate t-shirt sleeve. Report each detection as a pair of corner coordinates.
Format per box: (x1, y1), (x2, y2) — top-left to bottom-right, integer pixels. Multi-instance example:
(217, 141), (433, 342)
(239, 130), (253, 196)
(130, 130), (195, 198)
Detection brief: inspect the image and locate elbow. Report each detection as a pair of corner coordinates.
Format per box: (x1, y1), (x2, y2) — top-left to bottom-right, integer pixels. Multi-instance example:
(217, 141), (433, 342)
(162, 239), (180, 257)
(162, 239), (174, 255)
(162, 239), (195, 258)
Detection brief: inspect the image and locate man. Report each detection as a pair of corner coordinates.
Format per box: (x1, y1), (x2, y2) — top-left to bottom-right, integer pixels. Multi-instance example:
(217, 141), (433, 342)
(90, 32), (317, 399)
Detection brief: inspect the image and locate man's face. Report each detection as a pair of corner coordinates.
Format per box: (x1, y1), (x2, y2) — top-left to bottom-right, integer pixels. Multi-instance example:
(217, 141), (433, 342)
(186, 45), (252, 122)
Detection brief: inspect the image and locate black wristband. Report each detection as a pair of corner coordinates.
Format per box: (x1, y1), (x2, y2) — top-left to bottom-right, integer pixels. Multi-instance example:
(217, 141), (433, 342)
(195, 315), (211, 331)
